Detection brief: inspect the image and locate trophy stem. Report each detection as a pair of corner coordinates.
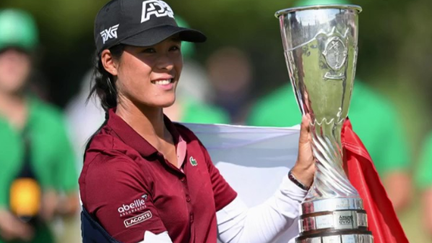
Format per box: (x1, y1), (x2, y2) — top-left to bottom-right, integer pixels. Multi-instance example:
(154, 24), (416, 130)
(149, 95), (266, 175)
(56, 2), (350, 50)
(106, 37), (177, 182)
(305, 118), (359, 202)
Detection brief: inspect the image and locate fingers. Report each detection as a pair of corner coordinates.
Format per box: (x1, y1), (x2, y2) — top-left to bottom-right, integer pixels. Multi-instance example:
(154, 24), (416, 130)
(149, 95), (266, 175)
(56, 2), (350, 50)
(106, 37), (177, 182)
(299, 114), (311, 144)
(292, 114), (316, 188)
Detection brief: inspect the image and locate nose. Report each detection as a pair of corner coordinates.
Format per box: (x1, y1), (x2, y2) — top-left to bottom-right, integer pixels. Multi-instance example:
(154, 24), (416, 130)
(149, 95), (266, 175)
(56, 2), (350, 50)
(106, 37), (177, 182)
(155, 53), (174, 71)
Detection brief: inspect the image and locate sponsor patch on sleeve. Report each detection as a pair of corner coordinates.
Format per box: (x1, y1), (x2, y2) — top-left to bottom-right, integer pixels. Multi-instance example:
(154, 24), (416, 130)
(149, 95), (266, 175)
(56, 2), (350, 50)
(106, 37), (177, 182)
(124, 211), (153, 228)
(118, 194), (148, 217)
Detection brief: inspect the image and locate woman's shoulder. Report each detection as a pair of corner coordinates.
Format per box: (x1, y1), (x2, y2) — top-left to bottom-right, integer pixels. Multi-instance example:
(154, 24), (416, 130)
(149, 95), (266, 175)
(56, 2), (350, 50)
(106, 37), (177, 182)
(84, 126), (142, 168)
(79, 138), (147, 208)
(80, 132), (144, 188)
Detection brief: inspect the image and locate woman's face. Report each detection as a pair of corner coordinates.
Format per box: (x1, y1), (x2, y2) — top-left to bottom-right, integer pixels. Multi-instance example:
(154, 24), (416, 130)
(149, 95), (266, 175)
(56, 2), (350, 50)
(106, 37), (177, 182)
(0, 49), (31, 94)
(113, 37), (183, 109)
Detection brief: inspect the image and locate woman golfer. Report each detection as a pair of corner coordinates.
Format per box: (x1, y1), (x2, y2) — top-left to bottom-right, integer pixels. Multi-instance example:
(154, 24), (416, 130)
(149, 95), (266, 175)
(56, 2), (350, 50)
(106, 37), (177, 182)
(79, 0), (315, 242)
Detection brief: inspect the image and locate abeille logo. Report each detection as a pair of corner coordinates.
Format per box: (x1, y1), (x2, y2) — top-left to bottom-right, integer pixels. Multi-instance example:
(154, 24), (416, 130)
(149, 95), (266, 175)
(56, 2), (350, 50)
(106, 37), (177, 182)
(339, 215), (353, 225)
(100, 24), (119, 44)
(141, 0), (174, 23)
(118, 196), (147, 217)
(124, 211), (152, 228)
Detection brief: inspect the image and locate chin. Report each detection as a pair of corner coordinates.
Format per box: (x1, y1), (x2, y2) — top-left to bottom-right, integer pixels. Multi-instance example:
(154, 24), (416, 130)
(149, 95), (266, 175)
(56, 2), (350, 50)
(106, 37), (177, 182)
(156, 97), (176, 108)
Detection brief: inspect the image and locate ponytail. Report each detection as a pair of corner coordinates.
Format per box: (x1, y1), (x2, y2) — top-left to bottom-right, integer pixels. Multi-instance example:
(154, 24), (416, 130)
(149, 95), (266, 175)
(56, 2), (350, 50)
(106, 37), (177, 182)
(88, 45), (124, 111)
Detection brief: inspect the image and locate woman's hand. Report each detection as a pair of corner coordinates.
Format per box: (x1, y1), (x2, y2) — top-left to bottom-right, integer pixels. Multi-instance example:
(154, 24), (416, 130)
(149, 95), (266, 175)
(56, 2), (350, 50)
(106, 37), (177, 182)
(291, 115), (316, 188)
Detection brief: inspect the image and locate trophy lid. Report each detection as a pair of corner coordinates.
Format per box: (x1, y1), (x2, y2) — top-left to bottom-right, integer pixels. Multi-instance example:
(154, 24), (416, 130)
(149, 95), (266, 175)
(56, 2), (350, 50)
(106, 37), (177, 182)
(275, 4), (362, 18)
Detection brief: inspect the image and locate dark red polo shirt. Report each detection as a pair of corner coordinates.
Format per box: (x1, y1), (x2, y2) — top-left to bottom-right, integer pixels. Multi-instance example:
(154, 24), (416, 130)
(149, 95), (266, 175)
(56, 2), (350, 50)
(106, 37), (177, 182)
(79, 109), (237, 243)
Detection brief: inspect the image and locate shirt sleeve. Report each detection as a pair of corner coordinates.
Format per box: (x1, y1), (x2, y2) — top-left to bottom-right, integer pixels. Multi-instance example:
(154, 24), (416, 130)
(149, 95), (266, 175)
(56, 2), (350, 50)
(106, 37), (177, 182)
(82, 155), (168, 243)
(217, 175), (306, 243)
(199, 142), (237, 211)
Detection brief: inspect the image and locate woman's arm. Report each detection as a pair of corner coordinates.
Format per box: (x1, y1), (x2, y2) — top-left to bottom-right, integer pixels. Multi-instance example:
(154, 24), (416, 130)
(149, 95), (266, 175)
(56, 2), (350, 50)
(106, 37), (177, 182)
(216, 116), (314, 243)
(217, 175), (306, 243)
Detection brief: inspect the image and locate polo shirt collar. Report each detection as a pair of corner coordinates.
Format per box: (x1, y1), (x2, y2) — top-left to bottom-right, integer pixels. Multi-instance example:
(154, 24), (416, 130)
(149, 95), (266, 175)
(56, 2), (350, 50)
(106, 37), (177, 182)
(106, 108), (181, 158)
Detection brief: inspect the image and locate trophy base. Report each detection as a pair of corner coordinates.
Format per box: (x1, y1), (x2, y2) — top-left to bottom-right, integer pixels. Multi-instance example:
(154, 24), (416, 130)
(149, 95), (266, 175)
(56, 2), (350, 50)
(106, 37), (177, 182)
(298, 198), (373, 242)
(295, 230), (373, 243)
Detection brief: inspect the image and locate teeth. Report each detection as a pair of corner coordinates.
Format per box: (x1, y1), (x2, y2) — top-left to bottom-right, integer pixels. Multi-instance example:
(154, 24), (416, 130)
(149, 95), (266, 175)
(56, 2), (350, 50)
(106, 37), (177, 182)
(153, 79), (171, 85)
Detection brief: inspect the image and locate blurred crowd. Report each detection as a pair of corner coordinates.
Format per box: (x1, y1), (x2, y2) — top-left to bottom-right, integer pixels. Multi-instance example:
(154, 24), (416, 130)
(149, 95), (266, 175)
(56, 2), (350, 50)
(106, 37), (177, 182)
(0, 0), (432, 242)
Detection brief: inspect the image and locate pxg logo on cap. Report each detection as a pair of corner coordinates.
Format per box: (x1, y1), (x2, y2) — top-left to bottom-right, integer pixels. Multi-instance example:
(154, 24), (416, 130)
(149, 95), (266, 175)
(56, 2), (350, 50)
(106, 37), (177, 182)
(141, 0), (174, 23)
(100, 24), (119, 44)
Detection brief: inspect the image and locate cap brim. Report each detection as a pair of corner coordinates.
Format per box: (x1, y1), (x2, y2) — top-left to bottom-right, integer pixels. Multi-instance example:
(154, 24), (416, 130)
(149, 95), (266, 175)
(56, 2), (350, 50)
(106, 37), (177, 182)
(120, 25), (206, 47)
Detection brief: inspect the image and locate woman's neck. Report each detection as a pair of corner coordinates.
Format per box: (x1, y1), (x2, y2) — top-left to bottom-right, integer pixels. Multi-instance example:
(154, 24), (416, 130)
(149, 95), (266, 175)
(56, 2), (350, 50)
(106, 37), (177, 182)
(115, 99), (170, 146)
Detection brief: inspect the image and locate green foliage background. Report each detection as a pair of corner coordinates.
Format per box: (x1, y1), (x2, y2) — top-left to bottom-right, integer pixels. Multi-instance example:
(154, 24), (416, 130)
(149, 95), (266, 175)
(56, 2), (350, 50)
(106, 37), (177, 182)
(0, 0), (431, 241)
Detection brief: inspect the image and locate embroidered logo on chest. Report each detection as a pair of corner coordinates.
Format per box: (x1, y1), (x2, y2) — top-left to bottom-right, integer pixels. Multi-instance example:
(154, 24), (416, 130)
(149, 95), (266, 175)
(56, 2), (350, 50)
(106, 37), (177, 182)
(189, 156), (198, 166)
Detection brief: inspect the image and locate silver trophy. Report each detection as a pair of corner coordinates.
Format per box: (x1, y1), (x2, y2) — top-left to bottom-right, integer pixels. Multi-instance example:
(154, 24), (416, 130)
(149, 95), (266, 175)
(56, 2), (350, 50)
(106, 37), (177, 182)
(275, 5), (373, 243)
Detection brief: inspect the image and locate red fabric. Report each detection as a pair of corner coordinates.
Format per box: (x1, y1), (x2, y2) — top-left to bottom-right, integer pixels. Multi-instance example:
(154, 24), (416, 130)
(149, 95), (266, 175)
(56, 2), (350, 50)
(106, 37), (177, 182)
(341, 119), (409, 243)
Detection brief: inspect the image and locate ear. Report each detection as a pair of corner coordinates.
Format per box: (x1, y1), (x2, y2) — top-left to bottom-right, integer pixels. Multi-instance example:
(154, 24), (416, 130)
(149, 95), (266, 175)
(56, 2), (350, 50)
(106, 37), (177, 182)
(101, 49), (119, 76)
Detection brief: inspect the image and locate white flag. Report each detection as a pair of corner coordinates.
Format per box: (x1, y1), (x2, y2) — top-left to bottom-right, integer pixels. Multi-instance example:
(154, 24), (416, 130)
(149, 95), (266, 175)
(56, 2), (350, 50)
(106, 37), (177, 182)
(184, 123), (301, 243)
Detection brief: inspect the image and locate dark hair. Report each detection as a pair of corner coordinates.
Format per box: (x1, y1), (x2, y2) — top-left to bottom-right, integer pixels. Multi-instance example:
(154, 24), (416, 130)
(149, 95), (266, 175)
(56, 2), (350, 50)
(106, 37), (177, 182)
(88, 45), (125, 111)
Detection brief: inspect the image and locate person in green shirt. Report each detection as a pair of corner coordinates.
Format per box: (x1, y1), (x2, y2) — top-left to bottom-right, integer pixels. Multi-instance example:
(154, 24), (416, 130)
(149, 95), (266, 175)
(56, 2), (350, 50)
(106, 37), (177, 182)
(0, 9), (79, 242)
(247, 80), (412, 211)
(415, 133), (432, 236)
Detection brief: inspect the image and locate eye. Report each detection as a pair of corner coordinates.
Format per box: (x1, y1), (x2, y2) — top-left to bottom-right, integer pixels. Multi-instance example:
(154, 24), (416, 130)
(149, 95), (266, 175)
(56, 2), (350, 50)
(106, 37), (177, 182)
(141, 47), (156, 53)
(169, 45), (181, 52)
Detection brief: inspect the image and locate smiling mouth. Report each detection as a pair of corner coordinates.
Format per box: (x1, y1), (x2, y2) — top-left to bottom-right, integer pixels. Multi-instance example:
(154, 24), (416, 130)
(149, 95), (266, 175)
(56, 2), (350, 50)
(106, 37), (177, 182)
(151, 79), (174, 85)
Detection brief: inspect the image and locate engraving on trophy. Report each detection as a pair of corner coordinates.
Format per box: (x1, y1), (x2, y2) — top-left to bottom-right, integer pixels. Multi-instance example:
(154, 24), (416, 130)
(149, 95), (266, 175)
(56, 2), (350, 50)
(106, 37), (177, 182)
(338, 215), (352, 226)
(320, 27), (350, 80)
(335, 211), (354, 229)
(301, 209), (369, 232)
(323, 37), (347, 70)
